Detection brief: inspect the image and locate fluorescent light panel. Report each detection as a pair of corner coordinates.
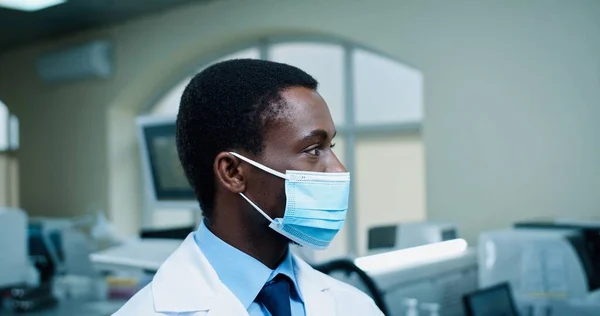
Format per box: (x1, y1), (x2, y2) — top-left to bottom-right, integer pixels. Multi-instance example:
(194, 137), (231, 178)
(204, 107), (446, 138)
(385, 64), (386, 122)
(0, 0), (66, 11)
(354, 238), (468, 274)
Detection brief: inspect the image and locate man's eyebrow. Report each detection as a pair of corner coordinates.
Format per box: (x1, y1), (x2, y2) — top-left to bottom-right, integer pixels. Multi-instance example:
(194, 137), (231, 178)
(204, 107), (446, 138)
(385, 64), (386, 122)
(301, 129), (337, 142)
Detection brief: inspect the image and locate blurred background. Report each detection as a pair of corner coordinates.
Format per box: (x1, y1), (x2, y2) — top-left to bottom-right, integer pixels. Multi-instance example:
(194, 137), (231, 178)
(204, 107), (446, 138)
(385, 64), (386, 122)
(0, 0), (599, 315)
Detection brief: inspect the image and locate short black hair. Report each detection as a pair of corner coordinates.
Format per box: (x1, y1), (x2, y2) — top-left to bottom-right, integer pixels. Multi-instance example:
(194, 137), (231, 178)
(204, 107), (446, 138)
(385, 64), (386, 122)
(176, 59), (318, 217)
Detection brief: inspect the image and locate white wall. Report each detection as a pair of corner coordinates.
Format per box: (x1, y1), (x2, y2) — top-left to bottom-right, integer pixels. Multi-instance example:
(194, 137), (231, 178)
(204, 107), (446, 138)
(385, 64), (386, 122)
(356, 134), (426, 253)
(0, 0), (599, 242)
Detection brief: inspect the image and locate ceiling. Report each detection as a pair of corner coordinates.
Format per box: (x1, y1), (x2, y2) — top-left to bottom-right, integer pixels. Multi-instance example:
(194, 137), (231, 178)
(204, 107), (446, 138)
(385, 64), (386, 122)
(0, 0), (209, 52)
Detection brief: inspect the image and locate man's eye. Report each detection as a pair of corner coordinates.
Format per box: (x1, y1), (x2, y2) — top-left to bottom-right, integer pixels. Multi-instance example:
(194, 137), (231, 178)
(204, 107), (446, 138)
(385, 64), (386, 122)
(306, 147), (320, 156)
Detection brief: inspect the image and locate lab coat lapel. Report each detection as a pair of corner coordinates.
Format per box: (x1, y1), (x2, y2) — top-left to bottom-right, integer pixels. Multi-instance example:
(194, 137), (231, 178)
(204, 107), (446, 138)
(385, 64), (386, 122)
(205, 290), (249, 316)
(152, 234), (248, 315)
(293, 254), (337, 316)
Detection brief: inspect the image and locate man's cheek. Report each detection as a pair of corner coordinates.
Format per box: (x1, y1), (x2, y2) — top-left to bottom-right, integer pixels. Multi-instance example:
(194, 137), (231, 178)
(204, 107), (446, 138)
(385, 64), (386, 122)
(274, 189), (287, 218)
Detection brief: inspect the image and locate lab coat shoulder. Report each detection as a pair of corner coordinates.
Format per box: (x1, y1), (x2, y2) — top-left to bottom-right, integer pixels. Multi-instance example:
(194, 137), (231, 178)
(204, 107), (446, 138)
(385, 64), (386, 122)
(112, 284), (159, 316)
(112, 234), (236, 316)
(323, 273), (384, 315)
(113, 233), (384, 316)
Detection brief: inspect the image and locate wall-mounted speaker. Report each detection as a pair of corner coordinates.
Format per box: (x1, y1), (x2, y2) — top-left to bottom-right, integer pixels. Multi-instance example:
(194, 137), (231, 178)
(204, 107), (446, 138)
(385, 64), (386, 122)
(36, 40), (113, 83)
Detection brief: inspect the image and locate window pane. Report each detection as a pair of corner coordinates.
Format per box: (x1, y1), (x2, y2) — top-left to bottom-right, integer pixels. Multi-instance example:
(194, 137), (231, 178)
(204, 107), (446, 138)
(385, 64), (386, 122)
(152, 77), (192, 116)
(353, 49), (423, 126)
(152, 47), (260, 116)
(269, 42), (345, 127)
(211, 47), (261, 65)
(9, 115), (19, 151)
(354, 135), (426, 256)
(0, 102), (8, 151)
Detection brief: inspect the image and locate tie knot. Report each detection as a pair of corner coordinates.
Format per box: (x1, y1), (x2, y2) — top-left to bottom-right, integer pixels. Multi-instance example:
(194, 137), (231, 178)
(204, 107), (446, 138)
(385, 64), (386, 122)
(256, 274), (292, 316)
(266, 274), (290, 287)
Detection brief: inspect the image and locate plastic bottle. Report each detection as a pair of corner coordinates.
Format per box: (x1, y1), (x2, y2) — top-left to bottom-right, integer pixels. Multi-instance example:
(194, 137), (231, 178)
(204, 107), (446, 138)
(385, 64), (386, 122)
(403, 298), (419, 316)
(420, 302), (440, 316)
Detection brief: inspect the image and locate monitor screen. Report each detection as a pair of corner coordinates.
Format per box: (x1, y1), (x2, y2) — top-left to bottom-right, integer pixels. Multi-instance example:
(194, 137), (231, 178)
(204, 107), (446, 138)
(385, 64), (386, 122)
(442, 228), (457, 241)
(141, 121), (195, 201)
(368, 225), (397, 250)
(464, 283), (518, 316)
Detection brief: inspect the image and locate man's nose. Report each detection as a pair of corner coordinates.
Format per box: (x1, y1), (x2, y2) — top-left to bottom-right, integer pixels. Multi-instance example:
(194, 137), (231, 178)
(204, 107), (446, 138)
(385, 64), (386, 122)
(327, 152), (348, 173)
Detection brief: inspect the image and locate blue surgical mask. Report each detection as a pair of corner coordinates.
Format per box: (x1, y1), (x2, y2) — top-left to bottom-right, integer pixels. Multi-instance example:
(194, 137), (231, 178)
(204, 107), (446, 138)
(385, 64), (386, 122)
(229, 152), (350, 250)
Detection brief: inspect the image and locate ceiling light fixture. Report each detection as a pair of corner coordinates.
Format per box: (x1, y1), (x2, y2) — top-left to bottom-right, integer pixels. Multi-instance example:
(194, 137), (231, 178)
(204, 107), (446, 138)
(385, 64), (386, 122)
(0, 0), (66, 12)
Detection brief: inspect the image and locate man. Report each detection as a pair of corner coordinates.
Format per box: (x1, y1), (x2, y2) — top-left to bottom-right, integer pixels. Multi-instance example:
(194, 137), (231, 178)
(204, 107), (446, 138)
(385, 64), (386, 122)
(115, 59), (384, 315)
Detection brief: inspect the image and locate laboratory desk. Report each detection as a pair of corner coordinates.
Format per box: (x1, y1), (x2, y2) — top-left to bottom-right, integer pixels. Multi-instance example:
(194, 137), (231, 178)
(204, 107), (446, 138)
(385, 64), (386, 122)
(1, 299), (126, 316)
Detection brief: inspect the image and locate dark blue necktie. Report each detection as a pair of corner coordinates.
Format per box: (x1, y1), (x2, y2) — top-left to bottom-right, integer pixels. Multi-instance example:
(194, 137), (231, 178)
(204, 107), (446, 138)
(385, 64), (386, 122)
(256, 274), (292, 316)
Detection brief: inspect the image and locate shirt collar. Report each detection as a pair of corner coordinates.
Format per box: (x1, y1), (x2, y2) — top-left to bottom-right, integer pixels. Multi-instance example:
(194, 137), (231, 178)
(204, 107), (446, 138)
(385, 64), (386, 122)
(194, 220), (303, 309)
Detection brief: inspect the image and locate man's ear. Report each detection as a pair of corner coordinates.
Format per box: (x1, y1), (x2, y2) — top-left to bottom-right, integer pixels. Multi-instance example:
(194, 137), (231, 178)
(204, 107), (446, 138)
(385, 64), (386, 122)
(214, 152), (246, 194)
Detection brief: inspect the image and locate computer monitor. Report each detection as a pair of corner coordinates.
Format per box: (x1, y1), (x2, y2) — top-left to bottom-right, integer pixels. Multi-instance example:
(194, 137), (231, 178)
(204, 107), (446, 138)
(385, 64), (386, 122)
(463, 282), (519, 316)
(368, 225), (397, 250)
(367, 221), (459, 252)
(137, 116), (199, 213)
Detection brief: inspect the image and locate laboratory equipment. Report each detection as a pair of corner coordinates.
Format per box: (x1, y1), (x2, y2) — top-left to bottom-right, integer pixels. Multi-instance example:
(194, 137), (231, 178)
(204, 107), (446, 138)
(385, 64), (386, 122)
(353, 239), (477, 316)
(28, 221), (65, 282)
(368, 221), (459, 253)
(402, 298), (419, 316)
(462, 282), (519, 316)
(419, 302), (440, 316)
(0, 208), (36, 288)
(1, 299), (126, 315)
(514, 217), (600, 292)
(27, 214), (115, 280)
(90, 238), (182, 273)
(479, 229), (600, 314)
(137, 116), (201, 228)
(5, 283), (58, 313)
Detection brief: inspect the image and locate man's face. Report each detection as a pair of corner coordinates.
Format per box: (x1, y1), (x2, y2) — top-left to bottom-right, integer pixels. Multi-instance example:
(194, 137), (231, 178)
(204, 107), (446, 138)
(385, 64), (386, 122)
(244, 86), (347, 220)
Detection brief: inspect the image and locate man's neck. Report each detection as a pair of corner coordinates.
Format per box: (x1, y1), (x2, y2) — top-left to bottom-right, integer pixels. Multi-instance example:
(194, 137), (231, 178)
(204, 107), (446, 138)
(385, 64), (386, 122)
(205, 218), (288, 269)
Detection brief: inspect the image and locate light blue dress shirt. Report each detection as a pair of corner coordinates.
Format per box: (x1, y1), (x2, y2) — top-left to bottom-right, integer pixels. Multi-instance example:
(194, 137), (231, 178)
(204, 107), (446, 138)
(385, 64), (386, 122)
(194, 221), (306, 316)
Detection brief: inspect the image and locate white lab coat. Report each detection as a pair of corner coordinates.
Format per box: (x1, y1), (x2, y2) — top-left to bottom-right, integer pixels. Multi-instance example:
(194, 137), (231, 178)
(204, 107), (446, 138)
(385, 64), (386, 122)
(113, 234), (384, 316)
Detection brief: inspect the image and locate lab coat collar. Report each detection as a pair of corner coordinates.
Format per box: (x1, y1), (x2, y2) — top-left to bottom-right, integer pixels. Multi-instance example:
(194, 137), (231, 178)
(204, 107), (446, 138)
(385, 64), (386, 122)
(151, 234), (334, 314)
(292, 252), (337, 316)
(195, 221), (303, 309)
(152, 234), (225, 313)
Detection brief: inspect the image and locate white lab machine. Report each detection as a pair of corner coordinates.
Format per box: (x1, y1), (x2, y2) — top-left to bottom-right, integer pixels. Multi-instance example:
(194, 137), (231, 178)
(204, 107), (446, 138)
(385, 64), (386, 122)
(479, 229), (600, 315)
(0, 208), (36, 288)
(90, 238), (182, 273)
(293, 221), (472, 315)
(368, 221), (459, 253)
(350, 239), (477, 316)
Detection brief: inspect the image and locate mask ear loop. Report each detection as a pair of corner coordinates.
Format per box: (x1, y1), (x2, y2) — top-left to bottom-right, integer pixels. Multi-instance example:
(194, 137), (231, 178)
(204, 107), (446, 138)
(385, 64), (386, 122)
(229, 152), (286, 223)
(229, 152), (288, 180)
(239, 193), (274, 223)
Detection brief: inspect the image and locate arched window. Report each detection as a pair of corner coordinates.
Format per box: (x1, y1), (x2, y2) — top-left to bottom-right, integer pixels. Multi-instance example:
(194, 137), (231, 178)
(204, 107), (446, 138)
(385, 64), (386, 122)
(0, 99), (20, 207)
(145, 38), (425, 258)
